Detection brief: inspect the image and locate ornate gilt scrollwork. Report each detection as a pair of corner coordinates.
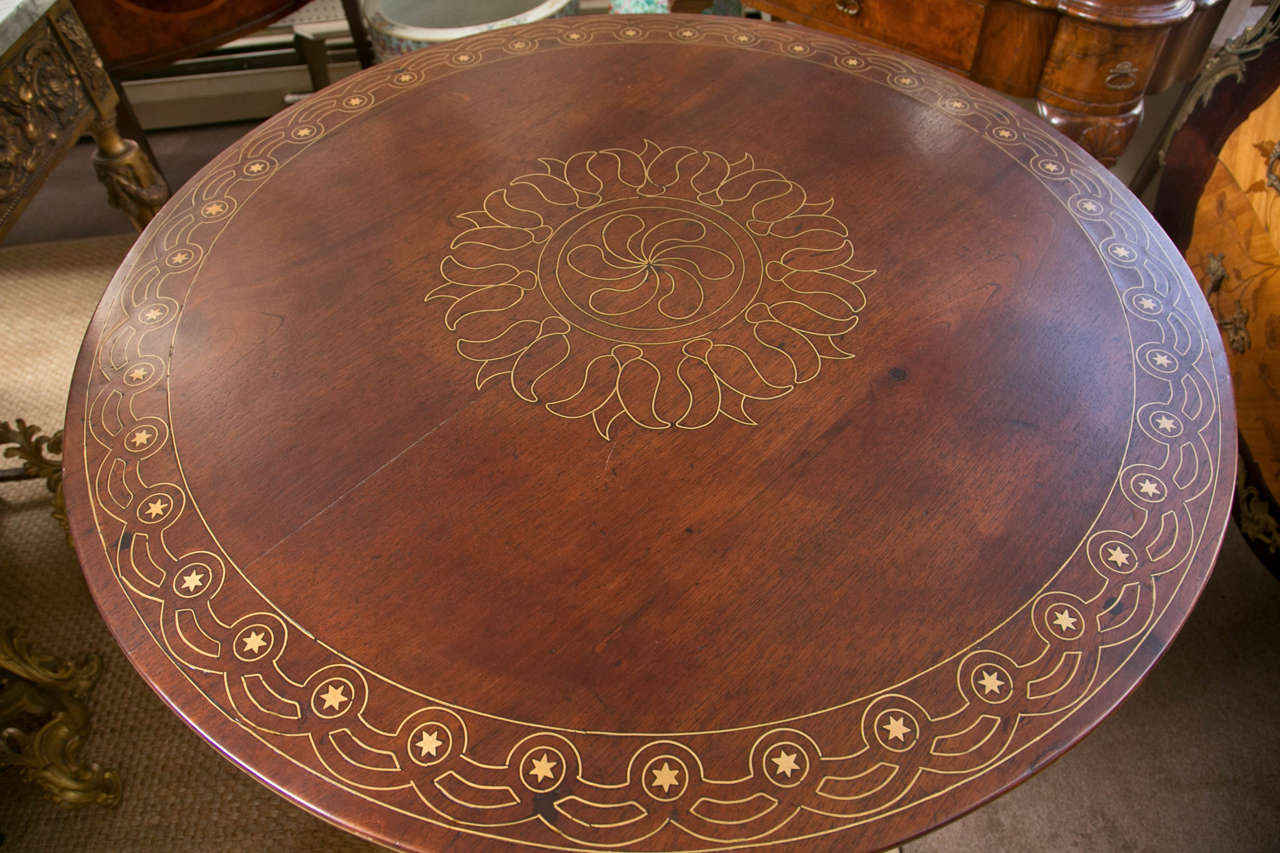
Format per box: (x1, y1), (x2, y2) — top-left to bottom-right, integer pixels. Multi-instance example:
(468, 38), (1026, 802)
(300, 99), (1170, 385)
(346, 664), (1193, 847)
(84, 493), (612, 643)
(1236, 453), (1280, 567)
(0, 0), (167, 233)
(1201, 253), (1252, 352)
(1, 419), (67, 533)
(1217, 301), (1250, 353)
(0, 17), (89, 213)
(1267, 139), (1280, 194)
(1135, 0), (1280, 191)
(0, 630), (121, 807)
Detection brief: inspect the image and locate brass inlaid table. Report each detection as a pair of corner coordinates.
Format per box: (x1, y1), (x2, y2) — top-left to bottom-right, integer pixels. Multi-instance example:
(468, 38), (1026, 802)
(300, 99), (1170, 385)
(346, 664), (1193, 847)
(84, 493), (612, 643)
(63, 15), (1235, 852)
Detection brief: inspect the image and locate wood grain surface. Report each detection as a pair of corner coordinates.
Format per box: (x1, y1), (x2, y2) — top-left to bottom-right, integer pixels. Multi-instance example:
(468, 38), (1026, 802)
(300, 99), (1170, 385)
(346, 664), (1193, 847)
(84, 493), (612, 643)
(62, 15), (1236, 853)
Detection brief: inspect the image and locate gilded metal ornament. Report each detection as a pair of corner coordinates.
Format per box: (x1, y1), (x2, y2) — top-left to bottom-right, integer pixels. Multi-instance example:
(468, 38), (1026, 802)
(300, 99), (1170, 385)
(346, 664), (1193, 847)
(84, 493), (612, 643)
(1236, 464), (1280, 553)
(1, 419), (68, 533)
(0, 630), (121, 807)
(1133, 0), (1280, 192)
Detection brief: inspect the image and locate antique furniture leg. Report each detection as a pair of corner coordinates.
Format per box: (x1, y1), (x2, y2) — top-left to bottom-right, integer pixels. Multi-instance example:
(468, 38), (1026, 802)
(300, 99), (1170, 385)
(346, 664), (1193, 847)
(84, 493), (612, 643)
(0, 630), (120, 807)
(0, 0), (168, 239)
(2, 426), (117, 804)
(43, 3), (169, 228)
(1237, 448), (1280, 577)
(340, 0), (376, 68)
(1, 420), (66, 533)
(88, 114), (167, 229)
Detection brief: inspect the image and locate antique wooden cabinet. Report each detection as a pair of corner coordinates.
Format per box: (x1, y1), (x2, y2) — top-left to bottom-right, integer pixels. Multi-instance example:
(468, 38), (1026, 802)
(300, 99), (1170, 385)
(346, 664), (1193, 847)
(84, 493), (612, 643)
(749, 0), (1228, 163)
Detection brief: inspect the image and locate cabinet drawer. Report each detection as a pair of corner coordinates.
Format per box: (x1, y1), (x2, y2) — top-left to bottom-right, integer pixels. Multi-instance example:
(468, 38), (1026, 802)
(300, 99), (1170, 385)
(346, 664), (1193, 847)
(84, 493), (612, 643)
(755, 0), (988, 72)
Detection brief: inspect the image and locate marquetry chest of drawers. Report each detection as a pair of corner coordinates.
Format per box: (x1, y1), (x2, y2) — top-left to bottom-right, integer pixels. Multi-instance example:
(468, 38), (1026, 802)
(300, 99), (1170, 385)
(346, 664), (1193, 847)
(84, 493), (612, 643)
(750, 0), (1228, 164)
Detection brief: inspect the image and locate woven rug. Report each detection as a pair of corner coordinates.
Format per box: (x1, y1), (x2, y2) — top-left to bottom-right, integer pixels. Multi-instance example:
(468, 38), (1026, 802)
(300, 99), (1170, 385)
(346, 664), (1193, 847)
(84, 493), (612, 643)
(1, 235), (1277, 851)
(0, 235), (377, 851)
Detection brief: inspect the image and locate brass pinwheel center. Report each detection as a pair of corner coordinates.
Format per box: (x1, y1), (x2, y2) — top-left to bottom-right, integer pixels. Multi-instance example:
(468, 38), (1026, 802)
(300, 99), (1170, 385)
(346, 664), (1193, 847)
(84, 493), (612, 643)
(538, 197), (762, 345)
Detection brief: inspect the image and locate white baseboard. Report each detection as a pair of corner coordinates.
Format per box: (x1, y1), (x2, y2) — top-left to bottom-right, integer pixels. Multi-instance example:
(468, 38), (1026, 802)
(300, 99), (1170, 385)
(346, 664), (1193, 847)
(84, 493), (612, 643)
(122, 62), (362, 130)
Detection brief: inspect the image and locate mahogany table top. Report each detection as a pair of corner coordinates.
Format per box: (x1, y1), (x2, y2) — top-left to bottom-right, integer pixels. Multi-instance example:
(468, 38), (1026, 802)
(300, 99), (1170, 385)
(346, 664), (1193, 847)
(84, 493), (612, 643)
(64, 14), (1236, 853)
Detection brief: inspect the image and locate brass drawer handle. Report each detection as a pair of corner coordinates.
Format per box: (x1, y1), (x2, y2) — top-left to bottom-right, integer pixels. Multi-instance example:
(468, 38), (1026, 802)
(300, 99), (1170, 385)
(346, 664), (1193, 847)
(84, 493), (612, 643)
(835, 0), (861, 15)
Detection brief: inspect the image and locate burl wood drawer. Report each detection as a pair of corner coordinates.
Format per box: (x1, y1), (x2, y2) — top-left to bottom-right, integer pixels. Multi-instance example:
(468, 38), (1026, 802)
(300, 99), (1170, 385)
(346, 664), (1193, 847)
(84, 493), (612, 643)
(757, 0), (988, 72)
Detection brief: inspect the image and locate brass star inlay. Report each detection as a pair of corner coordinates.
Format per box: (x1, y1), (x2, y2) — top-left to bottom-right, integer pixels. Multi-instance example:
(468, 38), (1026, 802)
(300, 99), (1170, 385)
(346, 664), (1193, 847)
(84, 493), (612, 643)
(241, 630), (267, 654)
(1138, 296), (1157, 310)
(179, 569), (204, 592)
(1137, 478), (1162, 498)
(144, 307), (164, 321)
(1104, 545), (1131, 567)
(144, 497), (168, 518)
(1155, 414), (1177, 432)
(528, 752), (557, 782)
(415, 729), (443, 758)
(1052, 609), (1079, 633)
(246, 162), (267, 174)
(651, 761), (680, 793)
(977, 670), (1005, 695)
(319, 683), (348, 711)
(130, 429), (152, 447)
(1151, 352), (1173, 368)
(883, 715), (911, 742)
(202, 201), (227, 216)
(770, 750), (800, 778)
(128, 367), (149, 382)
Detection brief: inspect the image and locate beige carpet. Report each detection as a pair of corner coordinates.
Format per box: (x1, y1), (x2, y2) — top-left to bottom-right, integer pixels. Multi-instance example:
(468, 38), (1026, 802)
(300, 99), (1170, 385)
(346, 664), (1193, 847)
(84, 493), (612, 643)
(1, 236), (1277, 851)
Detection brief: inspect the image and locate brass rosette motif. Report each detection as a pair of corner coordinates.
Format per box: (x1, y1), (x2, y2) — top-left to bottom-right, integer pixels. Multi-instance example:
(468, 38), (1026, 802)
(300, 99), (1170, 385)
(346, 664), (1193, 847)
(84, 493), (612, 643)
(427, 140), (874, 438)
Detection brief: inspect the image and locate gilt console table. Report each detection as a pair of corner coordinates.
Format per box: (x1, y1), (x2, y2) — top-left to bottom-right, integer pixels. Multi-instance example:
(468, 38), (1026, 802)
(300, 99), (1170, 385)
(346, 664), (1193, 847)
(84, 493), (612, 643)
(63, 15), (1235, 852)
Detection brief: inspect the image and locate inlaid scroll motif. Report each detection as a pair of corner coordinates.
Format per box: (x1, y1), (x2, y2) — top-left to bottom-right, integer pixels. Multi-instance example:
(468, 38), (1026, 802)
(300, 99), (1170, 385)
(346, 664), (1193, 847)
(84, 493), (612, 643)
(427, 140), (875, 438)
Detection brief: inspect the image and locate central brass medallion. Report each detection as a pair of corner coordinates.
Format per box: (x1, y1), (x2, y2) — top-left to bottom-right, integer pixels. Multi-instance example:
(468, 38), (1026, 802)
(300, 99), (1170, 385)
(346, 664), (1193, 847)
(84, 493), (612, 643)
(427, 141), (874, 438)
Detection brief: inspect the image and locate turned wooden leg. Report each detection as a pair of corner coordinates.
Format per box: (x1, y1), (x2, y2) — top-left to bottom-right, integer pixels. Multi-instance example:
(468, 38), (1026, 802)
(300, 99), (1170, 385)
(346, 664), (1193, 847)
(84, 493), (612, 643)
(88, 117), (168, 230)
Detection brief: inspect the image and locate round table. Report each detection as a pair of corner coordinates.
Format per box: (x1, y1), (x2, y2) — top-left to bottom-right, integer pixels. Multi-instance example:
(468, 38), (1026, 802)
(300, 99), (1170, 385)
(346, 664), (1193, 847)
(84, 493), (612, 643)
(64, 15), (1236, 852)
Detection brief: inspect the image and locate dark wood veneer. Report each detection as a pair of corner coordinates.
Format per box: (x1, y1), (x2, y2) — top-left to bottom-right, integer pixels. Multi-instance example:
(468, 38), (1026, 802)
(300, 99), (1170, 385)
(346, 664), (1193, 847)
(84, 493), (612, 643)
(71, 0), (309, 74)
